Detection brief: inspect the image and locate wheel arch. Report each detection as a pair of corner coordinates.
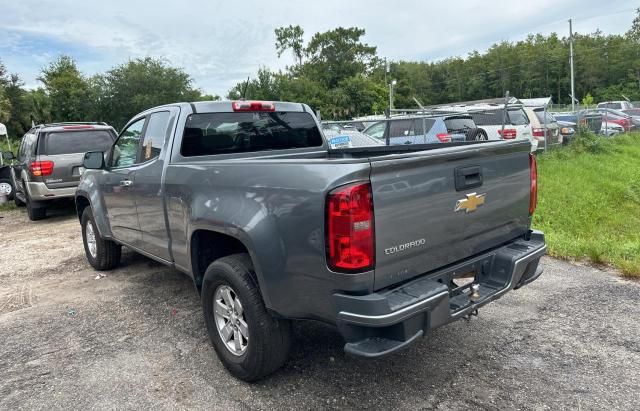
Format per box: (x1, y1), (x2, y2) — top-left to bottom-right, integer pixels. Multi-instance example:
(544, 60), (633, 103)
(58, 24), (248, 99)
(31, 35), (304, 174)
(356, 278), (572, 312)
(189, 229), (265, 300)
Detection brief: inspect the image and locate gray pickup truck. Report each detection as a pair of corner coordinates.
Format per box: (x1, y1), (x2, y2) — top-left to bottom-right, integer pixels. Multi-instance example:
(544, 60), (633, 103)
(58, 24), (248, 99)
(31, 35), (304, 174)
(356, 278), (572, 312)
(76, 100), (546, 381)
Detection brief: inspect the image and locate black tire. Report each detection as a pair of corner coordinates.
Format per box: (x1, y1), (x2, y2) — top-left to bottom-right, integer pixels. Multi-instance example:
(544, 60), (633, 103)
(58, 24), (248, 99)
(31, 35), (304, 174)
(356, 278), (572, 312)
(81, 208), (121, 270)
(202, 253), (291, 382)
(25, 190), (46, 221)
(14, 195), (25, 207)
(0, 178), (15, 201)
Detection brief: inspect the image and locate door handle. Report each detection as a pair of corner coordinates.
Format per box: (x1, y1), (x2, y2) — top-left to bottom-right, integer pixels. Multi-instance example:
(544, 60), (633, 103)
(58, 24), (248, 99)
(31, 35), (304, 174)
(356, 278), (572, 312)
(454, 166), (483, 191)
(119, 180), (133, 187)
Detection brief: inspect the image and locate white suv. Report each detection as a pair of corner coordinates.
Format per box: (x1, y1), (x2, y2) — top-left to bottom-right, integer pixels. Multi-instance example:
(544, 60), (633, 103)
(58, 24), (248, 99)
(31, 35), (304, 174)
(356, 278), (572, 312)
(433, 104), (536, 151)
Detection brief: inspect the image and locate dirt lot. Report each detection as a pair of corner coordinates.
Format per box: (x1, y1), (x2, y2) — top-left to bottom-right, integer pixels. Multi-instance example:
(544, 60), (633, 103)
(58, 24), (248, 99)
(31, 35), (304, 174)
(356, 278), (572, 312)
(1, 205), (639, 410)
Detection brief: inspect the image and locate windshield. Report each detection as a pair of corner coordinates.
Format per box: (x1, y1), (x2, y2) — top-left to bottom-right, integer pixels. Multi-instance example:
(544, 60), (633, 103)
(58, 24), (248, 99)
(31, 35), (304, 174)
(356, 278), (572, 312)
(42, 130), (115, 155)
(181, 112), (323, 157)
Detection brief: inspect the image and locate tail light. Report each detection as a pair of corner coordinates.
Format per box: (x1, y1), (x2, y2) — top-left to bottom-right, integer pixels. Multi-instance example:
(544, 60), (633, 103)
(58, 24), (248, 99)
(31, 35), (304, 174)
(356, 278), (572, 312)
(30, 161), (54, 176)
(532, 128), (546, 141)
(498, 129), (517, 139)
(529, 154), (538, 215)
(232, 101), (275, 112)
(436, 133), (451, 143)
(326, 182), (375, 272)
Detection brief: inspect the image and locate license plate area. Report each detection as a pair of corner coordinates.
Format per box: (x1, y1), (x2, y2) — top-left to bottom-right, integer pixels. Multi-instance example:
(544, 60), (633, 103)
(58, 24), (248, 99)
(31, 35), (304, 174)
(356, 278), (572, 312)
(426, 257), (494, 314)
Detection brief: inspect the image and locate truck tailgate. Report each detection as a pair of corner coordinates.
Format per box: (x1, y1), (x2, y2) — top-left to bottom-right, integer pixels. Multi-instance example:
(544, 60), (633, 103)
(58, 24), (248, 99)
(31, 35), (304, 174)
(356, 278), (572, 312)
(370, 141), (532, 290)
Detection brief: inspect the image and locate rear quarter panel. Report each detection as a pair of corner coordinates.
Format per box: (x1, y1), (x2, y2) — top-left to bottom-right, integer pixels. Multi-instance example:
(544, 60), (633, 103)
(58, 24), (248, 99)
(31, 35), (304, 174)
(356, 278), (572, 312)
(164, 157), (375, 321)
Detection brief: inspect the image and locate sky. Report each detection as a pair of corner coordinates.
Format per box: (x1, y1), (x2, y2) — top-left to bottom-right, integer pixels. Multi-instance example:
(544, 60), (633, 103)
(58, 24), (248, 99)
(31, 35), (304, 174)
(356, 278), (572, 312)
(0, 0), (636, 96)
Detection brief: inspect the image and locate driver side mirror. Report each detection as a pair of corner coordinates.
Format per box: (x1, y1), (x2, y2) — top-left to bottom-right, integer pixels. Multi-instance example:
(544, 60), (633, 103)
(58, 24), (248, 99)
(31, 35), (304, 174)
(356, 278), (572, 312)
(83, 151), (105, 169)
(1, 151), (15, 161)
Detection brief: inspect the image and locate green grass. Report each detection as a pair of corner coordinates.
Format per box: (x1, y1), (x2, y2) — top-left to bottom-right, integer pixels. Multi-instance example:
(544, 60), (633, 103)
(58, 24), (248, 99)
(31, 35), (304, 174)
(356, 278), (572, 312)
(0, 202), (16, 212)
(533, 132), (640, 277)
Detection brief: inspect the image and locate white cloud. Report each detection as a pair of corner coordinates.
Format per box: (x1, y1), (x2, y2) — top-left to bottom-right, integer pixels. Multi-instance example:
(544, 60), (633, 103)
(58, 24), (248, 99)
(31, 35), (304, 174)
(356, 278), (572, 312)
(1, 0), (636, 95)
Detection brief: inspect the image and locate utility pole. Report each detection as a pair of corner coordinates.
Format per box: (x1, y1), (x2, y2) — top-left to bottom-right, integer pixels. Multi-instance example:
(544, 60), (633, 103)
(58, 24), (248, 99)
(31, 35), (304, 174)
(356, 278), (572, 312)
(389, 80), (397, 111)
(569, 18), (576, 111)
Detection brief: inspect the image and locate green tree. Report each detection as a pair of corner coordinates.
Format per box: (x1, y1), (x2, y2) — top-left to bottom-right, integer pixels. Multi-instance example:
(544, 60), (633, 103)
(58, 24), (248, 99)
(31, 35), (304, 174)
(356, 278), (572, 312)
(93, 57), (203, 129)
(303, 27), (377, 88)
(0, 60), (11, 125)
(39, 56), (92, 122)
(275, 25), (305, 67)
(626, 8), (640, 41)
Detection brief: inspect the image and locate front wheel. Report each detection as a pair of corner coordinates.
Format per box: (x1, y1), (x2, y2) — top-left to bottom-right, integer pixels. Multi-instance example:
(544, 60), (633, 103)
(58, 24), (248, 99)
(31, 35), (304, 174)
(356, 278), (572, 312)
(81, 208), (121, 270)
(202, 254), (291, 382)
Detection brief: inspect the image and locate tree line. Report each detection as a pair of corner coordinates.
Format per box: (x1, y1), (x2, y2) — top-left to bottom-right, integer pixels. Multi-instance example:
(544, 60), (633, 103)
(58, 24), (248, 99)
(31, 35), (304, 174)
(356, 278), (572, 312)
(232, 9), (640, 118)
(1, 8), (639, 136)
(0, 56), (217, 138)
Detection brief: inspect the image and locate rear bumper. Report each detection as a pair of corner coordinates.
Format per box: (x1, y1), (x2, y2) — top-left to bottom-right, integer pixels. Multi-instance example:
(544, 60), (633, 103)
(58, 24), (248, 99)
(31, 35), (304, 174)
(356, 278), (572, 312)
(333, 230), (546, 358)
(26, 181), (77, 201)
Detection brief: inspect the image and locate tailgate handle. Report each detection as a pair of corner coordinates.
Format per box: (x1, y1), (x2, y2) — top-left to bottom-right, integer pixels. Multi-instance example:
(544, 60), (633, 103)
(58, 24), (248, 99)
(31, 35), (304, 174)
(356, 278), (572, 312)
(455, 166), (483, 191)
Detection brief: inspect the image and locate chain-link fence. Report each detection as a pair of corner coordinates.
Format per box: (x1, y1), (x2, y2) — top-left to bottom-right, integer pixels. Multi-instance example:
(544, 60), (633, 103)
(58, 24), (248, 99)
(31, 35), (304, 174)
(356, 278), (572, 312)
(321, 95), (637, 151)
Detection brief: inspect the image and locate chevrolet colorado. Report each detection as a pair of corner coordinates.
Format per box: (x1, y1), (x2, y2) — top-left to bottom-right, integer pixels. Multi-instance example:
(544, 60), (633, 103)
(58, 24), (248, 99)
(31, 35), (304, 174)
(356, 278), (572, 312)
(76, 100), (546, 381)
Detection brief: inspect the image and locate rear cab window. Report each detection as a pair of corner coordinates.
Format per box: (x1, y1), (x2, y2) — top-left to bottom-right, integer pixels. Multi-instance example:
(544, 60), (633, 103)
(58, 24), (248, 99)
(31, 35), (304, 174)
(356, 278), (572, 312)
(180, 111), (323, 157)
(41, 130), (115, 155)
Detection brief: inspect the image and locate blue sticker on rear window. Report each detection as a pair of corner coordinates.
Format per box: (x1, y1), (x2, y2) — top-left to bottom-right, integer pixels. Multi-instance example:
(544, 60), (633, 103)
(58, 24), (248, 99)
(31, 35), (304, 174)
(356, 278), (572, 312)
(329, 135), (352, 149)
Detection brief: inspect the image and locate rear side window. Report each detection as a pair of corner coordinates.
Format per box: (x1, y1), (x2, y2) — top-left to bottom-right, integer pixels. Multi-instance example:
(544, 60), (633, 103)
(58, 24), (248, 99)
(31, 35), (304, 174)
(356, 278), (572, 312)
(534, 110), (556, 124)
(600, 103), (621, 110)
(507, 109), (529, 125)
(42, 130), (114, 155)
(388, 119), (435, 137)
(444, 117), (475, 131)
(181, 112), (323, 157)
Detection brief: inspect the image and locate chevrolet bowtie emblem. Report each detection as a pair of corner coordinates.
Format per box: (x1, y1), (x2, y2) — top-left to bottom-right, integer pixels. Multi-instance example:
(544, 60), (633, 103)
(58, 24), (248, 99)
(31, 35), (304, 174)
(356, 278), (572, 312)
(455, 192), (486, 213)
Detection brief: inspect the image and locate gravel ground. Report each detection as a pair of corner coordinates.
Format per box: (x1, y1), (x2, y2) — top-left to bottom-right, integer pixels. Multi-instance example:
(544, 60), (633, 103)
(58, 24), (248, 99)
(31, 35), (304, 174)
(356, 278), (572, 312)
(1, 204), (639, 410)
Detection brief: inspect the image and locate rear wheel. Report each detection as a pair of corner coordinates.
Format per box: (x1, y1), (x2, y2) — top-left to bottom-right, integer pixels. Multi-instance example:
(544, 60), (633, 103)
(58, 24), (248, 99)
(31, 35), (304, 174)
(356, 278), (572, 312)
(81, 208), (121, 270)
(202, 254), (291, 382)
(25, 190), (46, 221)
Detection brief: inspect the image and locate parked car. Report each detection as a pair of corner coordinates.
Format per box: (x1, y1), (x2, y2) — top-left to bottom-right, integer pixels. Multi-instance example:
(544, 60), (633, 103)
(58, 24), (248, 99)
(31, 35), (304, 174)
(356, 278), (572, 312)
(76, 100), (545, 381)
(600, 121), (625, 136)
(597, 101), (634, 111)
(432, 104), (534, 147)
(363, 114), (484, 145)
(322, 128), (384, 148)
(523, 107), (562, 149)
(622, 108), (640, 118)
(551, 112), (602, 135)
(5, 123), (117, 220)
(556, 121), (576, 145)
(583, 109), (635, 132)
(0, 152), (15, 200)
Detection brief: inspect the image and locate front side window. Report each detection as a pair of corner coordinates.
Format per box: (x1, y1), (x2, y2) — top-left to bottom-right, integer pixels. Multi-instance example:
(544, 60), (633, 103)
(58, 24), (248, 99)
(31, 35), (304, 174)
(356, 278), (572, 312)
(140, 111), (171, 162)
(181, 112), (323, 157)
(112, 118), (145, 167)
